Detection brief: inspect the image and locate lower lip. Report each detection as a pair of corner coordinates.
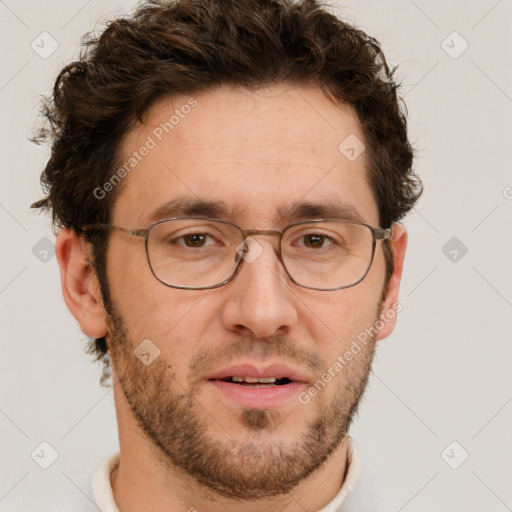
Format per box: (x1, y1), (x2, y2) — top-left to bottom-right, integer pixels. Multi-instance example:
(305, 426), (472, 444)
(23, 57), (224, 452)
(208, 380), (306, 409)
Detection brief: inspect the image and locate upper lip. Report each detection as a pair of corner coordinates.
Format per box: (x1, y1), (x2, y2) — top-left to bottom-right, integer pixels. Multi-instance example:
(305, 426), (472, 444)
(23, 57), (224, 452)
(207, 363), (310, 383)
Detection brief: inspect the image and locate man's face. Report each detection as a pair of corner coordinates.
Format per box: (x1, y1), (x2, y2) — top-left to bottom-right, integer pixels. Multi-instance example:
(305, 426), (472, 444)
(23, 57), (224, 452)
(103, 85), (393, 498)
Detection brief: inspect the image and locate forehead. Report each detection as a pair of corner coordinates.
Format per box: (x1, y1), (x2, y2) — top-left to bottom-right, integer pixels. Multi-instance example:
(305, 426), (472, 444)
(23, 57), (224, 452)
(112, 84), (379, 227)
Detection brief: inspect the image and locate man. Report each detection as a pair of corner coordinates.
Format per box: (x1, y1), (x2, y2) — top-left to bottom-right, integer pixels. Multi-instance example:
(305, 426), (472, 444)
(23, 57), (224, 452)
(33, 0), (422, 510)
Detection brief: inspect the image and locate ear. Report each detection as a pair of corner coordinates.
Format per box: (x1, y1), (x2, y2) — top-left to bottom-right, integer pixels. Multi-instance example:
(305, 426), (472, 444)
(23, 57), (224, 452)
(55, 229), (108, 338)
(375, 223), (408, 341)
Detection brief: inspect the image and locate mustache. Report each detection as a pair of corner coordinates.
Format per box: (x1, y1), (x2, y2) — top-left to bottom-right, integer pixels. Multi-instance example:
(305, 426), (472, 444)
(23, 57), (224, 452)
(188, 334), (325, 379)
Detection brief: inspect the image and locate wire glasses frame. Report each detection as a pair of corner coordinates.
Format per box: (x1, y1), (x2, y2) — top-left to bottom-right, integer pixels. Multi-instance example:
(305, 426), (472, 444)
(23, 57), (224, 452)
(83, 217), (391, 291)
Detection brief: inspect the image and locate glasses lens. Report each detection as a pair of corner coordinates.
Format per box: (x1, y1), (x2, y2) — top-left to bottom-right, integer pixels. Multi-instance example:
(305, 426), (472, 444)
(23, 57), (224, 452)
(282, 221), (374, 290)
(147, 219), (242, 289)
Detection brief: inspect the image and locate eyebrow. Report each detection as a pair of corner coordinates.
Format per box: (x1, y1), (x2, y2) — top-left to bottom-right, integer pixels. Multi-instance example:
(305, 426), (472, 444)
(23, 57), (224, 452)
(277, 201), (365, 224)
(143, 197), (366, 225)
(143, 197), (241, 224)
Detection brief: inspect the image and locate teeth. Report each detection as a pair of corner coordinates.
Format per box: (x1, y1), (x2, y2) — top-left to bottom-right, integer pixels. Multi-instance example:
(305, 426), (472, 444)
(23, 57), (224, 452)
(231, 376), (277, 383)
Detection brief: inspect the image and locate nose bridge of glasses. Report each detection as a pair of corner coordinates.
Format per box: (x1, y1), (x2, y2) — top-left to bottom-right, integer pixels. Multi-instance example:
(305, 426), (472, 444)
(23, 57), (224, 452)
(242, 228), (282, 238)
(234, 229), (283, 264)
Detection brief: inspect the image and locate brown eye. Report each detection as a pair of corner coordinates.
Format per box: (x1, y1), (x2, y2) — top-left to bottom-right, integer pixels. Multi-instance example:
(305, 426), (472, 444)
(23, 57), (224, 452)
(302, 234), (328, 248)
(182, 233), (208, 247)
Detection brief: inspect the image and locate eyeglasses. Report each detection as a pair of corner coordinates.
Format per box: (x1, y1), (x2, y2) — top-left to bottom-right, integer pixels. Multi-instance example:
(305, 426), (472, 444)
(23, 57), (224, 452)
(83, 217), (391, 291)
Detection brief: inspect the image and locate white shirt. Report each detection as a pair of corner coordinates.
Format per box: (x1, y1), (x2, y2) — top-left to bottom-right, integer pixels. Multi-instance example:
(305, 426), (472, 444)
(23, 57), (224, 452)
(92, 436), (377, 512)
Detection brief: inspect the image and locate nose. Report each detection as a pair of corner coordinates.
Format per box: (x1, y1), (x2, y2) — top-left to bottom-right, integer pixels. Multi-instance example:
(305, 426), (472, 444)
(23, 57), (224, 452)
(220, 237), (298, 338)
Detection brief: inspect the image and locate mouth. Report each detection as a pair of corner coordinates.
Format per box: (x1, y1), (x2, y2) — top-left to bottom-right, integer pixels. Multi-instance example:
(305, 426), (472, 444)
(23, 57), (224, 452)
(215, 376), (294, 388)
(206, 363), (309, 409)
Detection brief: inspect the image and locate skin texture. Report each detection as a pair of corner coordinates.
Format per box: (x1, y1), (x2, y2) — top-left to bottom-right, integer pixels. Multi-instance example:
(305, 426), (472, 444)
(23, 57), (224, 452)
(56, 84), (408, 512)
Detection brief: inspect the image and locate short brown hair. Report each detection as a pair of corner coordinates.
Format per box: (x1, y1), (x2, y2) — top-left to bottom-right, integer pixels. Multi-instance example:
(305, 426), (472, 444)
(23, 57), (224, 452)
(32, 0), (422, 385)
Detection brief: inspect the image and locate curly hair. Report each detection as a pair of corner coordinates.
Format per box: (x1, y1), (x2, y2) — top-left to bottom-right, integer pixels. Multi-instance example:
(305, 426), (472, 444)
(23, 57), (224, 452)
(32, 0), (422, 386)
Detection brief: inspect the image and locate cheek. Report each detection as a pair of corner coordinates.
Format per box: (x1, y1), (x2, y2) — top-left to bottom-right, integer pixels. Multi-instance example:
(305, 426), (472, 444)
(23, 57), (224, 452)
(138, 298), (222, 383)
(108, 251), (219, 362)
(114, 281), (213, 340)
(319, 294), (379, 339)
(304, 272), (384, 354)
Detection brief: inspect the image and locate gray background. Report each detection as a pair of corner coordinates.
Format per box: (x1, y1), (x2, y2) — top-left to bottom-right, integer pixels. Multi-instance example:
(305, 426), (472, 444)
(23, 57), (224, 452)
(1, 1), (511, 510)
